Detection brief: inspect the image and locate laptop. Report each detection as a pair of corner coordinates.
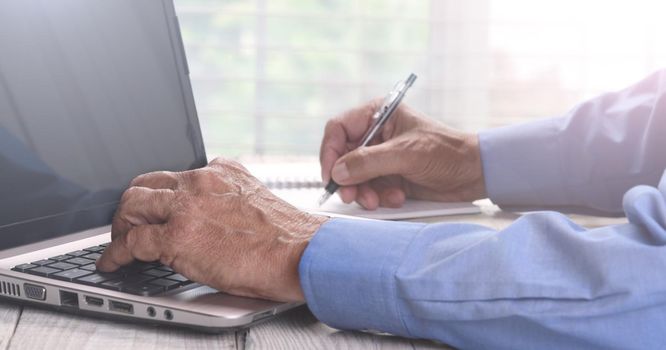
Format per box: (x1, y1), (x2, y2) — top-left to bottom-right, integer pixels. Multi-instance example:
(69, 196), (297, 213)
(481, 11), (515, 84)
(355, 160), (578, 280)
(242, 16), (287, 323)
(0, 0), (298, 331)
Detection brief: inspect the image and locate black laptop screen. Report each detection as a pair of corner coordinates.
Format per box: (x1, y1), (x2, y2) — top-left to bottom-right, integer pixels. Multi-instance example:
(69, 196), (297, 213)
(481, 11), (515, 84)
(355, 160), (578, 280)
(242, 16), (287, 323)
(0, 0), (206, 250)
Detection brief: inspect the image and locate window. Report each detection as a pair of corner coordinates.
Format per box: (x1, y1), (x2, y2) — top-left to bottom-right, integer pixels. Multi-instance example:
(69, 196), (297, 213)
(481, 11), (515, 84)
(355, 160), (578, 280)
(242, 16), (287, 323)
(175, 0), (666, 158)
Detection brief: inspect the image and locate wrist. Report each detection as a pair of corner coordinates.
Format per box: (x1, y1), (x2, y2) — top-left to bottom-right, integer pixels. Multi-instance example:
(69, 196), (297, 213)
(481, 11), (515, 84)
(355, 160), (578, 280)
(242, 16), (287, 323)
(466, 133), (487, 199)
(275, 212), (328, 302)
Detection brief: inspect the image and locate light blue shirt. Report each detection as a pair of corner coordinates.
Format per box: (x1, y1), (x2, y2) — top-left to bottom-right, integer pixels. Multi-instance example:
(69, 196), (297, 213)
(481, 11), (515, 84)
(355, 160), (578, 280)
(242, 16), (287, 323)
(299, 69), (666, 349)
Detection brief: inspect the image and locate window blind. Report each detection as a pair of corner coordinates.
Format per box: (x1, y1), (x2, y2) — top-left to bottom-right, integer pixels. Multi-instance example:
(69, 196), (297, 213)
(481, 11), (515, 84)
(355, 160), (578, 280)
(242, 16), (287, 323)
(174, 0), (666, 157)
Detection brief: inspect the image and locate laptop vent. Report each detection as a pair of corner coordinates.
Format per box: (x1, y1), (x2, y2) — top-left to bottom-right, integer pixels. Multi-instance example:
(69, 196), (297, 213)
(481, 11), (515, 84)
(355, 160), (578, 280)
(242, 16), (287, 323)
(0, 280), (21, 297)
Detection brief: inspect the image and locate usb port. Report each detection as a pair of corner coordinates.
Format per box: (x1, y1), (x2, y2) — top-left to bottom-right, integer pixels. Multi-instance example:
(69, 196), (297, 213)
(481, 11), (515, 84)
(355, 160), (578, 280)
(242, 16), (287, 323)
(85, 296), (104, 307)
(109, 300), (133, 314)
(59, 290), (79, 308)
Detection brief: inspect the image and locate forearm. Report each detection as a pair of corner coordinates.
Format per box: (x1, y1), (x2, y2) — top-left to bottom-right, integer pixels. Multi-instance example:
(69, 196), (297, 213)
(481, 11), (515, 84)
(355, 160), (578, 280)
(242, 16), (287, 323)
(480, 69), (666, 215)
(300, 173), (666, 349)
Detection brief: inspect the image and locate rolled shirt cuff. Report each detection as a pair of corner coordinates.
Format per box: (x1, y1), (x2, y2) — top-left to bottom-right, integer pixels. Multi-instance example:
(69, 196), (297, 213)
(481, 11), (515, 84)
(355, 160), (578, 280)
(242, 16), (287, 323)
(299, 217), (426, 337)
(478, 117), (568, 210)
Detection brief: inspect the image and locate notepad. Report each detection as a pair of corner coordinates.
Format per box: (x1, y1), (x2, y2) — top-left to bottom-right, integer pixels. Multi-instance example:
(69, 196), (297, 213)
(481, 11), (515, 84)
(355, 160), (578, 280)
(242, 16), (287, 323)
(272, 188), (479, 220)
(244, 161), (480, 220)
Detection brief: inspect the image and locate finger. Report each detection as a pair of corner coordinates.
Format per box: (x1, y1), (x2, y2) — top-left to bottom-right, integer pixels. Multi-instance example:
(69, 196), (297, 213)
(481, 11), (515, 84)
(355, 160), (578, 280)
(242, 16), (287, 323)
(320, 123), (346, 183)
(377, 187), (406, 208)
(338, 186), (357, 204)
(97, 224), (166, 271)
(356, 183), (379, 210)
(320, 100), (381, 182)
(112, 187), (175, 240)
(367, 177), (406, 208)
(130, 171), (179, 190)
(331, 137), (409, 186)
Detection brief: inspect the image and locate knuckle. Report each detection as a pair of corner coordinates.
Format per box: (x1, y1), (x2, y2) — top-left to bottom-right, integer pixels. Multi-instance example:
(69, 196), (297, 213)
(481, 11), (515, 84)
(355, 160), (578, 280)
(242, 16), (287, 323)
(209, 157), (247, 173)
(324, 118), (341, 133)
(210, 157), (234, 168)
(209, 156), (226, 165)
(156, 170), (177, 181)
(120, 186), (141, 203)
(227, 159), (247, 173)
(129, 174), (146, 187)
(210, 159), (250, 179)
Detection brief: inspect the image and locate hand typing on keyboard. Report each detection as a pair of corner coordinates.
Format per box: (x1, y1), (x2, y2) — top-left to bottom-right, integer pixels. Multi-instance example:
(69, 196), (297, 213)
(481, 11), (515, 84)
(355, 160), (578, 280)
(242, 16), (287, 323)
(97, 158), (328, 302)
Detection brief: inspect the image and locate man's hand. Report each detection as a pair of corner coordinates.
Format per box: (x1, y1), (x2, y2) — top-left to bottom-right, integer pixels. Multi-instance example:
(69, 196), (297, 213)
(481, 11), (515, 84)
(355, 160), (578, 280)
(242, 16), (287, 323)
(96, 158), (328, 302)
(320, 100), (487, 210)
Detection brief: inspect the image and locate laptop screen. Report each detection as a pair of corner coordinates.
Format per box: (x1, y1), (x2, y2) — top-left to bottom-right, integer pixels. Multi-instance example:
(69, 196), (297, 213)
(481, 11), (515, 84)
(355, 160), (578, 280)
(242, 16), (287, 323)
(0, 0), (206, 250)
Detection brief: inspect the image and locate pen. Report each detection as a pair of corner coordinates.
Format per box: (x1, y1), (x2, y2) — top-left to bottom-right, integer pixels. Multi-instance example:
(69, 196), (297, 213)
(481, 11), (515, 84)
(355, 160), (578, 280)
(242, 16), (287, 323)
(318, 73), (418, 206)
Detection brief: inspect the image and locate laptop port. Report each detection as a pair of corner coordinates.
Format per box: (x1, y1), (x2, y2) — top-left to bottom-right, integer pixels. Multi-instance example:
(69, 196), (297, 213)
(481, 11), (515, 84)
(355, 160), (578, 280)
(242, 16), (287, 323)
(84, 296), (104, 307)
(59, 290), (79, 308)
(109, 300), (133, 314)
(24, 284), (46, 301)
(164, 309), (173, 320)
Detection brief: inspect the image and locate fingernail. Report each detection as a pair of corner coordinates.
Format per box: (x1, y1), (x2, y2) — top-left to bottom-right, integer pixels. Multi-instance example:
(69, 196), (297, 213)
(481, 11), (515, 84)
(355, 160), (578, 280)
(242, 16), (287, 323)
(331, 162), (350, 182)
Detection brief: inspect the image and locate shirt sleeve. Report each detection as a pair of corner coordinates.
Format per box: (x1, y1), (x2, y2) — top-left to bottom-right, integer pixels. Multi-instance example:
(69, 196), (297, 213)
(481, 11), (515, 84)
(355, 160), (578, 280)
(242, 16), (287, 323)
(299, 171), (666, 349)
(479, 69), (666, 216)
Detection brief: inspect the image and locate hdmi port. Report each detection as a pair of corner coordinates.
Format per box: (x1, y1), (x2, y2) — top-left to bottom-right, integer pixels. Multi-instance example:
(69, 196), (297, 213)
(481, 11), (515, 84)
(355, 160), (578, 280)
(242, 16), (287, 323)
(85, 296), (104, 307)
(109, 300), (134, 314)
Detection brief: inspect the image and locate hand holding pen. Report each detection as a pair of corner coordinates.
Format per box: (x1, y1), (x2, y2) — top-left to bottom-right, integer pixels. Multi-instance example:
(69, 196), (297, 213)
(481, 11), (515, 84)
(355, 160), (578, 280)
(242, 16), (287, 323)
(319, 73), (417, 206)
(318, 74), (487, 209)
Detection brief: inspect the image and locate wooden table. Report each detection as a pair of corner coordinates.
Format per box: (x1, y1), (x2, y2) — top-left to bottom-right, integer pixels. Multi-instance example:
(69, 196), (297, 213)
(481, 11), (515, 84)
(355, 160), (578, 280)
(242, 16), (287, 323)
(0, 204), (626, 349)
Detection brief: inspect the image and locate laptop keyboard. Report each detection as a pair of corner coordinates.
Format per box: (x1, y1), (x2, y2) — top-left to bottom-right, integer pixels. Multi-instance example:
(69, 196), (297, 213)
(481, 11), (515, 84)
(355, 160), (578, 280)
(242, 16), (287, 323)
(11, 243), (194, 296)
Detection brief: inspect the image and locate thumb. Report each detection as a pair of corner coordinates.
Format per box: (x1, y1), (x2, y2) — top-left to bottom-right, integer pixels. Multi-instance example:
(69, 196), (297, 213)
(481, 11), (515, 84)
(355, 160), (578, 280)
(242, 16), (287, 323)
(331, 140), (408, 185)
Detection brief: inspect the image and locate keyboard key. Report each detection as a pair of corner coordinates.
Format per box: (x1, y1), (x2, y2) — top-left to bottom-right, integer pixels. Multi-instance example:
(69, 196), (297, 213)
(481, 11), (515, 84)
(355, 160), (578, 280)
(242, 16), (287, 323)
(76, 273), (116, 286)
(122, 283), (164, 296)
(80, 264), (96, 271)
(143, 269), (172, 278)
(83, 245), (105, 253)
(12, 263), (37, 272)
(12, 241), (190, 298)
(47, 262), (77, 270)
(167, 273), (188, 282)
(50, 255), (72, 261)
(156, 265), (174, 272)
(120, 274), (153, 285)
(121, 261), (155, 273)
(52, 268), (92, 282)
(149, 278), (181, 290)
(83, 253), (102, 260)
(67, 250), (89, 257)
(99, 243), (110, 247)
(66, 257), (94, 266)
(100, 279), (125, 291)
(25, 266), (61, 277)
(31, 259), (56, 266)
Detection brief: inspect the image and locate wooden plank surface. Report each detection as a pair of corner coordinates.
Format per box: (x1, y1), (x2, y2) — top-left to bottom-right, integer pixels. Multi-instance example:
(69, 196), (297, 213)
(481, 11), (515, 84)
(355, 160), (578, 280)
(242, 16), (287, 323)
(0, 301), (21, 350)
(245, 306), (451, 350)
(6, 306), (236, 350)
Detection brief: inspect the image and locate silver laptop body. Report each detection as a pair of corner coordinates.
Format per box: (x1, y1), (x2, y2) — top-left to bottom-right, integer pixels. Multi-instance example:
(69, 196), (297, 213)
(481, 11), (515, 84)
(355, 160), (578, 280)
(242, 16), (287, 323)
(0, 0), (298, 331)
